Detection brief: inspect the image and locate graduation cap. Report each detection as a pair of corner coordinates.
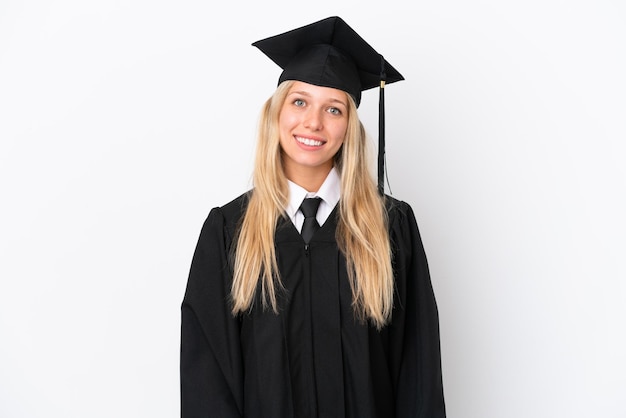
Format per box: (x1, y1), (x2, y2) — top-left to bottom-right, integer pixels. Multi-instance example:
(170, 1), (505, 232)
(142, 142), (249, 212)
(253, 16), (404, 195)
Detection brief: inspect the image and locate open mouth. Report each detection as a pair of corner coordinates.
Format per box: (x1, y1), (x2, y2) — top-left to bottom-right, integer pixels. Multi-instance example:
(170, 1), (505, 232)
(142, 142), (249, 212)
(295, 136), (325, 147)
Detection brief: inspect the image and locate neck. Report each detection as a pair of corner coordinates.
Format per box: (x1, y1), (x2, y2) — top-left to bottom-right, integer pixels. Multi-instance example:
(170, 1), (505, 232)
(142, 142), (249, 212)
(284, 164), (332, 192)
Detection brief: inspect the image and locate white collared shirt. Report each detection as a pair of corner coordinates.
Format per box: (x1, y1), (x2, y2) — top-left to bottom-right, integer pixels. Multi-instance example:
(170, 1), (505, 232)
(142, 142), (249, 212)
(286, 167), (341, 233)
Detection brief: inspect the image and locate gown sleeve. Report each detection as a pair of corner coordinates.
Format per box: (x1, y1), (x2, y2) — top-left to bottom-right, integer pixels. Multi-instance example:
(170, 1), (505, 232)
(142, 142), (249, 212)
(390, 201), (446, 417)
(180, 208), (243, 418)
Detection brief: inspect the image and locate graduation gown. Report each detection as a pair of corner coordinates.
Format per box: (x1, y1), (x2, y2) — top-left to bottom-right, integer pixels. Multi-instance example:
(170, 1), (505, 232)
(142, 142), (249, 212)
(181, 193), (446, 417)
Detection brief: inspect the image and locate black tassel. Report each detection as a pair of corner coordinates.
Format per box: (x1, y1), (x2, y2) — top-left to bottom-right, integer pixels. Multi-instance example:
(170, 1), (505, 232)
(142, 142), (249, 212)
(378, 55), (386, 196)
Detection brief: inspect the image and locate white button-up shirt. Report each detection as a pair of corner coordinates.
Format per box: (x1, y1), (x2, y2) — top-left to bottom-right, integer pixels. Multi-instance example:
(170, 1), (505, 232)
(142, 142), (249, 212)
(285, 167), (341, 233)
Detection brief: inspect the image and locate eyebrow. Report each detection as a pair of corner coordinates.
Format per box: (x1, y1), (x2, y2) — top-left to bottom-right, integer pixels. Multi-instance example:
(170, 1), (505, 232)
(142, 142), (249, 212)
(288, 90), (348, 107)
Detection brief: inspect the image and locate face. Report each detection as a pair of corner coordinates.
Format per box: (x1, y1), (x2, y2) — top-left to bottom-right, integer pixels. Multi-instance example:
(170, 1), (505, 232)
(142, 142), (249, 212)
(278, 81), (349, 180)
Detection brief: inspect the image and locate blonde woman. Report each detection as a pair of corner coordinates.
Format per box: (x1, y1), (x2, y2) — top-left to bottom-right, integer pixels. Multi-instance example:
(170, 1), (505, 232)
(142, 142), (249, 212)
(181, 17), (446, 418)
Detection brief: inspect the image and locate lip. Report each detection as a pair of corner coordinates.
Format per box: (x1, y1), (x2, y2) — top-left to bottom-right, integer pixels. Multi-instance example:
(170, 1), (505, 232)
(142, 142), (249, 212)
(294, 135), (326, 150)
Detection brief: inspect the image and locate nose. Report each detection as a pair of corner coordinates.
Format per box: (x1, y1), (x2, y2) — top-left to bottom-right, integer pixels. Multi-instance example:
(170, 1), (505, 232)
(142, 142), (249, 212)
(303, 109), (323, 131)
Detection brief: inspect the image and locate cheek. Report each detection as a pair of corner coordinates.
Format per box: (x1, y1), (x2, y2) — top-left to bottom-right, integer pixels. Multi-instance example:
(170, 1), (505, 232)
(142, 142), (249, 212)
(333, 122), (348, 145)
(279, 108), (298, 130)
(278, 114), (295, 148)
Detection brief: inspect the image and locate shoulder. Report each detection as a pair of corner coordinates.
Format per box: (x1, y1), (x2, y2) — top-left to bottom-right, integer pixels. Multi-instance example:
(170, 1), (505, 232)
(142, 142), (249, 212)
(384, 195), (417, 227)
(384, 195), (427, 252)
(218, 190), (252, 224)
(199, 191), (251, 240)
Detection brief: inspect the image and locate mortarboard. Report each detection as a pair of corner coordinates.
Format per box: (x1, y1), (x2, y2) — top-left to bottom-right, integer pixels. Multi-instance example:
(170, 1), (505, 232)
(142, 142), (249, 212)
(252, 16), (404, 195)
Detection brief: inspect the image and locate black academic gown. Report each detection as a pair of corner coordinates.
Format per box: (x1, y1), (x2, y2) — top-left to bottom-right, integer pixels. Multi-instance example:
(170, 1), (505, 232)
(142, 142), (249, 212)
(181, 193), (446, 418)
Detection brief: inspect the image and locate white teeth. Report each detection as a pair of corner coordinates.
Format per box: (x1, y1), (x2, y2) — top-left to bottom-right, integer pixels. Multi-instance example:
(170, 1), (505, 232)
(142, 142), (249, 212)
(296, 136), (323, 146)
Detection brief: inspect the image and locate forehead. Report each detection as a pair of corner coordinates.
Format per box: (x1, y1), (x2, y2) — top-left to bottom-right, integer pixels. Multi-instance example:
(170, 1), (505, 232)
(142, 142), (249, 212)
(287, 81), (349, 104)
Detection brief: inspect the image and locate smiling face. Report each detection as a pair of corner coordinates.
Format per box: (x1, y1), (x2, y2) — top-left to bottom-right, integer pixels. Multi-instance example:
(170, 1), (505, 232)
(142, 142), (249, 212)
(278, 81), (349, 186)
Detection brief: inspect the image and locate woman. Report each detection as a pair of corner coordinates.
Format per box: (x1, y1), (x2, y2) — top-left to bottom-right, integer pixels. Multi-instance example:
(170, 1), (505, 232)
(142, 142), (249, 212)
(181, 16), (446, 418)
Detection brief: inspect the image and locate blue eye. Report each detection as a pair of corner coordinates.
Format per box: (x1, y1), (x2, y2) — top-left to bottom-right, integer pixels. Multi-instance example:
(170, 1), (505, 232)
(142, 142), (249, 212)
(328, 107), (342, 115)
(294, 99), (305, 107)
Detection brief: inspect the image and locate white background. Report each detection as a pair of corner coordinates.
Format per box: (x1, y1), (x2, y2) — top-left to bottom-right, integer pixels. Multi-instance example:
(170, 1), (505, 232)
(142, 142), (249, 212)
(1, 1), (625, 417)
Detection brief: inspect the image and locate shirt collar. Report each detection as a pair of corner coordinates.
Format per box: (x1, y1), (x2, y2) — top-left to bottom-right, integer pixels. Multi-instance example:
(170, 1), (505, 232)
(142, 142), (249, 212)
(286, 167), (341, 218)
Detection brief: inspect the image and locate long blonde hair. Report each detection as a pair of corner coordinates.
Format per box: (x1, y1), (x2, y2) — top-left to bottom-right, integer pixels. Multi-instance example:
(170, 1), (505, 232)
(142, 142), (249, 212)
(231, 80), (394, 329)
